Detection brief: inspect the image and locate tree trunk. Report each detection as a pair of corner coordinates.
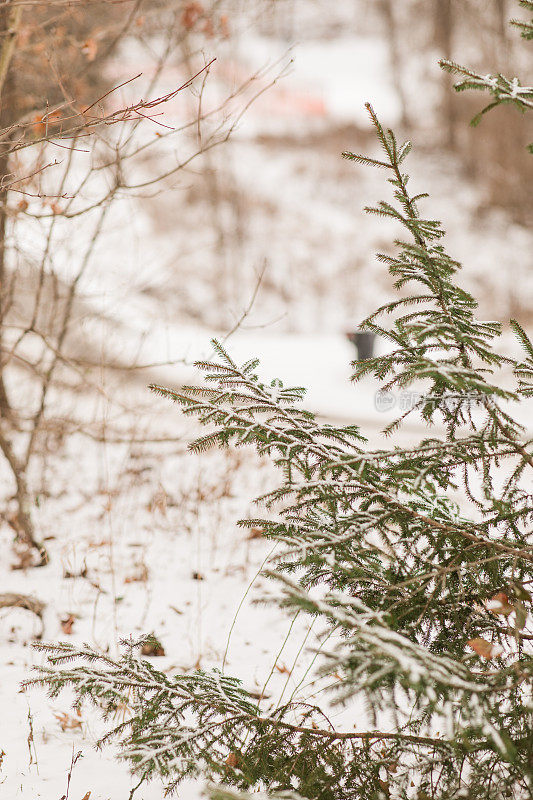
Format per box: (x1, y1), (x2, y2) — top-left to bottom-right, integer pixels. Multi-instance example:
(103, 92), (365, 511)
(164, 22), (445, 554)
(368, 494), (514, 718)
(379, 0), (411, 130)
(0, 4), (47, 564)
(495, 0), (507, 40)
(435, 0), (456, 148)
(495, 0), (511, 67)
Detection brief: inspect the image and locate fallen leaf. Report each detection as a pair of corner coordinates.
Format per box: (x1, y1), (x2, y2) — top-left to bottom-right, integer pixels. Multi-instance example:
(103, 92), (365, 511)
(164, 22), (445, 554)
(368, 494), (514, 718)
(54, 711), (82, 732)
(88, 539), (111, 549)
(225, 751), (240, 768)
(467, 637), (503, 659)
(63, 565), (87, 579)
(124, 564), (149, 583)
(60, 614), (76, 635)
(485, 592), (514, 616)
(246, 527), (264, 540)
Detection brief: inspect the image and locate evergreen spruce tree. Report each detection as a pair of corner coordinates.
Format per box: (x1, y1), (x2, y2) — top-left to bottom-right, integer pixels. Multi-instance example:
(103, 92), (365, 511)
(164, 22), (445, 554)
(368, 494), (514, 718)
(27, 3), (533, 798)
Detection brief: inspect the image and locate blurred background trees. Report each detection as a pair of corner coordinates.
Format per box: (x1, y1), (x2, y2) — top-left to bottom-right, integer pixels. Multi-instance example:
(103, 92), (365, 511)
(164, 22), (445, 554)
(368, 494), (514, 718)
(0, 0), (262, 563)
(0, 0), (137, 561)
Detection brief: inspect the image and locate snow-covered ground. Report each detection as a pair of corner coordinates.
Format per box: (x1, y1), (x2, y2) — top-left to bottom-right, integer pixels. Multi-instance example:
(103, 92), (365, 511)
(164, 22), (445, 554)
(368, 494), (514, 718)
(1, 415), (276, 799)
(3, 330), (532, 799)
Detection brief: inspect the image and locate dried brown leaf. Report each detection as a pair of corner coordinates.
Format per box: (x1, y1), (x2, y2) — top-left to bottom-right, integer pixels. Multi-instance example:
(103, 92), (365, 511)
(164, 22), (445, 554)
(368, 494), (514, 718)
(485, 592), (514, 616)
(467, 637), (503, 659)
(60, 614), (76, 635)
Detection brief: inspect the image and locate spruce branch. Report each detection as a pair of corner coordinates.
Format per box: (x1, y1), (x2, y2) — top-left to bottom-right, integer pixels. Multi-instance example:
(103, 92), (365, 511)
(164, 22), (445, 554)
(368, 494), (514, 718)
(31, 95), (533, 800)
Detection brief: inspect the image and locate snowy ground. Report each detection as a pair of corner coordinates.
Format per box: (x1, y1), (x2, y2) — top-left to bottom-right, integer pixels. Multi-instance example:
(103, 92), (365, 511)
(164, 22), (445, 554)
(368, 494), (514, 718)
(2, 6), (533, 798)
(3, 327), (532, 799)
(1, 357), (394, 800)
